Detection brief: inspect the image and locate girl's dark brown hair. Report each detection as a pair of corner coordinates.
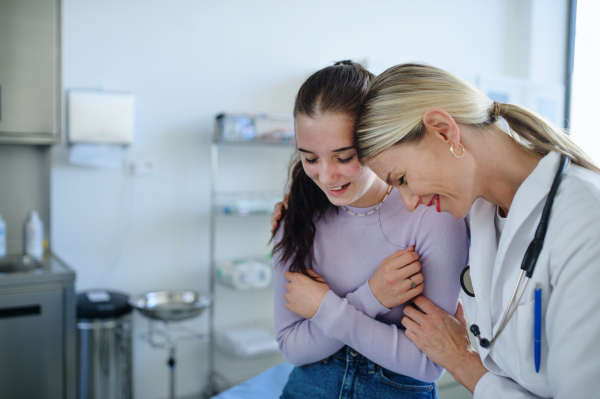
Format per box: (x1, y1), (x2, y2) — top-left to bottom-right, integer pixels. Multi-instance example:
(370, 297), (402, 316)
(271, 60), (374, 278)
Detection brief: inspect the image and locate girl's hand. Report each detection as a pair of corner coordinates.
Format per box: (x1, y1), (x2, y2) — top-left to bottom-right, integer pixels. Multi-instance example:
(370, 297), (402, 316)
(368, 246), (424, 308)
(284, 270), (330, 319)
(270, 195), (289, 232)
(402, 296), (488, 393)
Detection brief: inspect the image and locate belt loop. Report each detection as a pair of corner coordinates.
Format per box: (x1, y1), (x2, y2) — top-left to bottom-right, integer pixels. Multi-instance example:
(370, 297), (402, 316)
(368, 360), (378, 374)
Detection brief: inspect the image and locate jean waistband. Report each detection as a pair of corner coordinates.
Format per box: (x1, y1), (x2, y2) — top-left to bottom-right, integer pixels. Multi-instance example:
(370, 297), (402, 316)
(330, 346), (380, 373)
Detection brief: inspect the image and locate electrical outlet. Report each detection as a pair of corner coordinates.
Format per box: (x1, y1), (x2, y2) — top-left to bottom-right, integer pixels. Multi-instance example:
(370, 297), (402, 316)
(125, 159), (156, 175)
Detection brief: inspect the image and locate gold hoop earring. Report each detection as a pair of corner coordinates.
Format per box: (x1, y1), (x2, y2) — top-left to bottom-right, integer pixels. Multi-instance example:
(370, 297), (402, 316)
(450, 143), (465, 159)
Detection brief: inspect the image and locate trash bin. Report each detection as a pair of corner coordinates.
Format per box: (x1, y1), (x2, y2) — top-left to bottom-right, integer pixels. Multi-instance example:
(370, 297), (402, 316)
(77, 290), (133, 399)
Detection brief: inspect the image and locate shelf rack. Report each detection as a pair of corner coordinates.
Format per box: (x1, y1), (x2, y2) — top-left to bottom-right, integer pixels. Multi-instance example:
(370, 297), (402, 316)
(206, 113), (295, 396)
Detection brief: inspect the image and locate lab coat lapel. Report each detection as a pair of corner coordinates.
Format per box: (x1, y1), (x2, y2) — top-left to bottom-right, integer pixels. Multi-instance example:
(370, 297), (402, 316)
(490, 152), (563, 316)
(468, 198), (497, 341)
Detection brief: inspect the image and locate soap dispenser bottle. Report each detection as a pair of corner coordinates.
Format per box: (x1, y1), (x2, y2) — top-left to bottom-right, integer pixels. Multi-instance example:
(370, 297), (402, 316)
(25, 211), (44, 258)
(0, 214), (6, 257)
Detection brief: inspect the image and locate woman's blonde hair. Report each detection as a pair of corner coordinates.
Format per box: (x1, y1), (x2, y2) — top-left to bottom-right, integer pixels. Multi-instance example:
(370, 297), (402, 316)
(355, 63), (600, 174)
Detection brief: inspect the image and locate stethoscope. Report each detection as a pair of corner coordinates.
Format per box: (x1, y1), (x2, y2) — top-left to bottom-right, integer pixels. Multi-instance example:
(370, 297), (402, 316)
(460, 154), (569, 348)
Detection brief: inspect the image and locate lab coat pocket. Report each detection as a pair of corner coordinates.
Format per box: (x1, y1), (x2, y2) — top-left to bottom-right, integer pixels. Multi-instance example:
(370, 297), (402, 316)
(496, 300), (550, 396)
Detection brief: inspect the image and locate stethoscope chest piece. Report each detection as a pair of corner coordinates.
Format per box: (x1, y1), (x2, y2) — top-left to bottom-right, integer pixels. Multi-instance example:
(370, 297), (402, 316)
(460, 266), (475, 297)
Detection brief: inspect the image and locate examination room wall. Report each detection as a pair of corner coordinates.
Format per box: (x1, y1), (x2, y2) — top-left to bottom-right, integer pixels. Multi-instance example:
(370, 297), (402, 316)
(50, 1), (569, 398)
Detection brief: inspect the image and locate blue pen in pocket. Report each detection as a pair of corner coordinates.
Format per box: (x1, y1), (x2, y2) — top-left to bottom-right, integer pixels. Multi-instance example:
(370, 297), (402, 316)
(534, 283), (542, 373)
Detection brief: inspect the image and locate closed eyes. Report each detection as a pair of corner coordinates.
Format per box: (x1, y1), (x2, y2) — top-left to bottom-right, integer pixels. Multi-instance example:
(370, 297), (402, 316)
(303, 156), (354, 165)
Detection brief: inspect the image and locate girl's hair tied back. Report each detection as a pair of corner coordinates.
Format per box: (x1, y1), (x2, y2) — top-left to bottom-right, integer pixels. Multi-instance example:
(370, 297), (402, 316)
(272, 60), (374, 279)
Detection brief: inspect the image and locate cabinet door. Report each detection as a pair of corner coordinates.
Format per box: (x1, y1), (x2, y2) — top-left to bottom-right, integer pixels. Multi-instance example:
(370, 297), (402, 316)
(0, 289), (63, 399)
(0, 0), (60, 142)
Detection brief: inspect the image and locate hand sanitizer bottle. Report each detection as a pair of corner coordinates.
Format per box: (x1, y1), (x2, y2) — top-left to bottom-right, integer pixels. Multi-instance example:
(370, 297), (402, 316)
(25, 211), (44, 258)
(0, 214), (6, 258)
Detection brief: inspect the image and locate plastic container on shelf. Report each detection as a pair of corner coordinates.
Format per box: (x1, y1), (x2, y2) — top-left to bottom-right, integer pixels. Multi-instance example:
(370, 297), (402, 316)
(213, 191), (283, 215)
(24, 211), (43, 258)
(215, 259), (272, 290)
(214, 113), (295, 145)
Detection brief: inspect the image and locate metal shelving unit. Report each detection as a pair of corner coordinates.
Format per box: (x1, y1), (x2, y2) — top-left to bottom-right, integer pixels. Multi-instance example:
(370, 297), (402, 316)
(206, 113), (295, 396)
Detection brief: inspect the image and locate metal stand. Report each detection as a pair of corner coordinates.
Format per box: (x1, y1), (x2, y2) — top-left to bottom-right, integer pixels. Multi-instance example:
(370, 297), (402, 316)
(168, 347), (176, 399)
(207, 114), (295, 395)
(139, 319), (209, 399)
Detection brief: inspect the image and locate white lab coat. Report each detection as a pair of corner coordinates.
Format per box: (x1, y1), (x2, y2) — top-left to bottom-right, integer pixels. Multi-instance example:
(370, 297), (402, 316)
(462, 151), (600, 398)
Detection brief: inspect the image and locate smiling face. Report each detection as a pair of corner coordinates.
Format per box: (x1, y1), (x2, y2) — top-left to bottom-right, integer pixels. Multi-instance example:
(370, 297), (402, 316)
(367, 131), (475, 219)
(295, 113), (388, 208)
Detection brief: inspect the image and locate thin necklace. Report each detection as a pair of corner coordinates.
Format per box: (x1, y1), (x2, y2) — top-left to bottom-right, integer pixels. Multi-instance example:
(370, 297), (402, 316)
(341, 186), (393, 217)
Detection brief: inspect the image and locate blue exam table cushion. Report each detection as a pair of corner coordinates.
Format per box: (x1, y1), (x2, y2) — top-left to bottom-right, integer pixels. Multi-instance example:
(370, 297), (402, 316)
(211, 362), (294, 399)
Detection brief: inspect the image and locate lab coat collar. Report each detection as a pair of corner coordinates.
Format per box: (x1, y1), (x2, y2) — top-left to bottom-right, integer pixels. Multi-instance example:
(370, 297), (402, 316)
(492, 151), (563, 288)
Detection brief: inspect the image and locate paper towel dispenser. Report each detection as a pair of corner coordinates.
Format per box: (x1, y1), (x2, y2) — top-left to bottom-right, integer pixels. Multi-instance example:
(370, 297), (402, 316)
(68, 90), (134, 144)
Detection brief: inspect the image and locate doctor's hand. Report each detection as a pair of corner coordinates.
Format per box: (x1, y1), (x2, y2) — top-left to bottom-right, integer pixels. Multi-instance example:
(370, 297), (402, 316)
(284, 270), (330, 319)
(402, 296), (488, 394)
(270, 194), (289, 232)
(369, 246), (424, 309)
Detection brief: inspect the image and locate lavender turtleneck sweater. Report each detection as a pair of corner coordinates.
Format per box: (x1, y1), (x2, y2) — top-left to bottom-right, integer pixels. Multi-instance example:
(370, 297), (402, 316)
(273, 189), (469, 382)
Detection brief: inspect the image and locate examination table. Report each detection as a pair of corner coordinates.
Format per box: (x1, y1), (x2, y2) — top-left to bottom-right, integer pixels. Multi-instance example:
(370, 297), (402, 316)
(211, 362), (294, 399)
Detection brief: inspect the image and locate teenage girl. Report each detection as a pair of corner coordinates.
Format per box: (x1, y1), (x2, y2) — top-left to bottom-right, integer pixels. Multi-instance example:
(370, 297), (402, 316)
(272, 61), (469, 399)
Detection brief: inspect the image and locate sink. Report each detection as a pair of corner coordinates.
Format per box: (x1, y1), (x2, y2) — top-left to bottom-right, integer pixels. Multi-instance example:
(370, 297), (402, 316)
(0, 255), (44, 274)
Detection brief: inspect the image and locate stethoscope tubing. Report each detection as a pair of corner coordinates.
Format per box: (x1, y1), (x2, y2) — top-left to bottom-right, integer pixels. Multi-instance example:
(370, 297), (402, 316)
(491, 271), (529, 346)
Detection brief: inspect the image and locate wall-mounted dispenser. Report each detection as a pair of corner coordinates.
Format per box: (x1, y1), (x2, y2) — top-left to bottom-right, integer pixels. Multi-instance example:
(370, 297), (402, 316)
(68, 90), (135, 144)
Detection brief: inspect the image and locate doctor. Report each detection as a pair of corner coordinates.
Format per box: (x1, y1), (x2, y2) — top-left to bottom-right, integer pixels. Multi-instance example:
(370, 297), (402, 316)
(354, 63), (600, 398)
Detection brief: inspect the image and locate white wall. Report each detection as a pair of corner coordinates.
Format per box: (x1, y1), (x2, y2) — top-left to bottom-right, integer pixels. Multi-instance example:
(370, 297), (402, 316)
(51, 1), (569, 398)
(570, 0), (600, 163)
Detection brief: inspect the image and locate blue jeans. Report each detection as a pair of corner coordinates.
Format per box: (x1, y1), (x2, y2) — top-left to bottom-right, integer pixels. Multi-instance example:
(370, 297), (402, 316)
(281, 346), (439, 399)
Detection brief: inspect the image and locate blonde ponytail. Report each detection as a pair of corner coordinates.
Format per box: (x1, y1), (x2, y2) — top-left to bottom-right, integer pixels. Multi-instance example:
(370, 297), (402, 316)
(495, 102), (600, 174)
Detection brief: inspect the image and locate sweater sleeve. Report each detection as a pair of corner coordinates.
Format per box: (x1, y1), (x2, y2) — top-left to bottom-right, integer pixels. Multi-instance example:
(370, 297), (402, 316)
(273, 226), (393, 366)
(273, 248), (345, 366)
(311, 209), (469, 382)
(415, 209), (468, 316)
(345, 280), (393, 317)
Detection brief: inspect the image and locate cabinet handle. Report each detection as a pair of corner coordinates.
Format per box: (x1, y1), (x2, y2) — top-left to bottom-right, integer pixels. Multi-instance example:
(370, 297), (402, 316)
(0, 85), (2, 120)
(0, 305), (41, 319)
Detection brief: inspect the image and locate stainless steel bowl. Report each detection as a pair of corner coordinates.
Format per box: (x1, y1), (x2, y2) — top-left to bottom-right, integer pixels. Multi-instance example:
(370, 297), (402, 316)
(131, 291), (211, 322)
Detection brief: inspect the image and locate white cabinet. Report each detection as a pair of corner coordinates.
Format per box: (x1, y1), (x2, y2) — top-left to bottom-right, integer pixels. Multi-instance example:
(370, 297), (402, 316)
(207, 113), (295, 392)
(0, 0), (61, 144)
